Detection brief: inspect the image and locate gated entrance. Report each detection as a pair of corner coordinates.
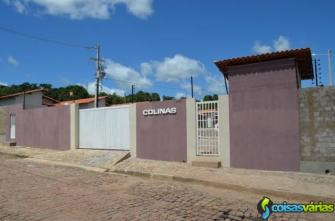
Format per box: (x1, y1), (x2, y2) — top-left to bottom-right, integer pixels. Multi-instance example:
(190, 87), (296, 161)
(196, 101), (219, 156)
(79, 105), (130, 150)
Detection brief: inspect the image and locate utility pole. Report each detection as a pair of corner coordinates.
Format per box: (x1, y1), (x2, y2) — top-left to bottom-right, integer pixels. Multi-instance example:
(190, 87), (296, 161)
(90, 44), (105, 108)
(131, 84), (135, 103)
(314, 59), (319, 87)
(328, 49), (333, 86)
(95, 44), (100, 108)
(22, 90), (26, 109)
(190, 76), (194, 98)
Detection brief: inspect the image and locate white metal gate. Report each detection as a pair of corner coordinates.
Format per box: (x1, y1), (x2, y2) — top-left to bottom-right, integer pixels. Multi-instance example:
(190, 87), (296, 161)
(196, 101), (219, 156)
(79, 105), (130, 150)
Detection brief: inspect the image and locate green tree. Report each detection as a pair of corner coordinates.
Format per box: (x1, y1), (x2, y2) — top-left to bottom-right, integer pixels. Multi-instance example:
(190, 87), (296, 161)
(162, 96), (174, 101)
(203, 95), (213, 101)
(151, 92), (160, 101)
(47, 85), (89, 101)
(203, 94), (218, 101)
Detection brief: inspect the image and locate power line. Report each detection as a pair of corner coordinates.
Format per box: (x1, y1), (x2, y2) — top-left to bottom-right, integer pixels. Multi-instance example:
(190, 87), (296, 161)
(0, 25), (93, 49)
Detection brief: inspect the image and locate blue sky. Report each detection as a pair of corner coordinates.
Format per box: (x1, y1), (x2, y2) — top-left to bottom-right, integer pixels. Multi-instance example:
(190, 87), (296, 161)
(0, 0), (334, 99)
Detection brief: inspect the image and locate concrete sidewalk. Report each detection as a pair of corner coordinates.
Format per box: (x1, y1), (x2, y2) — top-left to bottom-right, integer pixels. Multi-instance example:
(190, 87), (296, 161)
(113, 158), (335, 201)
(1, 145), (334, 201)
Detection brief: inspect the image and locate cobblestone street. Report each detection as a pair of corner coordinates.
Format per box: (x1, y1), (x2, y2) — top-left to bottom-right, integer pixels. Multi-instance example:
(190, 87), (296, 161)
(0, 154), (332, 221)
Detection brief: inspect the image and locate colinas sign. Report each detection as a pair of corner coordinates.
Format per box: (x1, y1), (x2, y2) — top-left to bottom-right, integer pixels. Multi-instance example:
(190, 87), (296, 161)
(142, 107), (177, 116)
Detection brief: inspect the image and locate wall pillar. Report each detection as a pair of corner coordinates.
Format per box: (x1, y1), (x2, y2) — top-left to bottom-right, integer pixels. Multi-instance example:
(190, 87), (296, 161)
(218, 95), (230, 167)
(70, 104), (79, 150)
(186, 98), (196, 163)
(129, 103), (137, 158)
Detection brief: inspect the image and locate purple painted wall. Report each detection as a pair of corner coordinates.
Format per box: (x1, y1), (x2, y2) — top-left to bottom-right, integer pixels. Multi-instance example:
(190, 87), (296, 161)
(6, 105), (70, 150)
(136, 100), (187, 162)
(228, 58), (300, 171)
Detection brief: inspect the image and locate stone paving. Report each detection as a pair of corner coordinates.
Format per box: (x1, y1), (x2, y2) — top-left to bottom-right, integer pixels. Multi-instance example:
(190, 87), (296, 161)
(0, 153), (333, 221)
(113, 158), (335, 200)
(0, 145), (129, 168)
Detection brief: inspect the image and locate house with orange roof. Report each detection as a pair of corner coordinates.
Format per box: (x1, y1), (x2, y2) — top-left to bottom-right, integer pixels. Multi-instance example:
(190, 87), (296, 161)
(57, 96), (107, 109)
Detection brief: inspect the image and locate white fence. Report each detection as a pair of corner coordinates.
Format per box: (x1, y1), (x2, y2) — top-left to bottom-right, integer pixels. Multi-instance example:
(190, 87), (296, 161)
(79, 105), (130, 150)
(196, 101), (219, 156)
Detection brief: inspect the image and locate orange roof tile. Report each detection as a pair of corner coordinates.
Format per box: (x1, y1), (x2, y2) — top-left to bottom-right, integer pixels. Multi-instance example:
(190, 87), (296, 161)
(214, 48), (313, 80)
(58, 96), (107, 105)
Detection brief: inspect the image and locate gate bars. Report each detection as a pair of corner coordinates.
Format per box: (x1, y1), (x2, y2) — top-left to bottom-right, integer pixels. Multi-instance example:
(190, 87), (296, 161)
(196, 101), (219, 156)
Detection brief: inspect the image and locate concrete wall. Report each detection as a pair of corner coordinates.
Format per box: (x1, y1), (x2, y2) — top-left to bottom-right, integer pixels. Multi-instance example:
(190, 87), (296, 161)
(299, 86), (335, 173)
(218, 95), (230, 167)
(6, 105), (71, 150)
(0, 107), (5, 144)
(70, 104), (79, 150)
(228, 58), (300, 171)
(136, 100), (187, 162)
(186, 98), (196, 163)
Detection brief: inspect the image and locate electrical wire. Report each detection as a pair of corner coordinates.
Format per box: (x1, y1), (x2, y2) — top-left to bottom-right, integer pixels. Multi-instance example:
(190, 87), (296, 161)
(0, 25), (93, 49)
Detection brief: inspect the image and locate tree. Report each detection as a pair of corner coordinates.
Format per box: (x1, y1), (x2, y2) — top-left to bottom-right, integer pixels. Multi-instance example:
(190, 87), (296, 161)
(203, 94), (218, 101)
(162, 96), (174, 101)
(203, 95), (213, 101)
(46, 85), (89, 101)
(0, 82), (43, 97)
(104, 93), (125, 106)
(151, 93), (160, 101)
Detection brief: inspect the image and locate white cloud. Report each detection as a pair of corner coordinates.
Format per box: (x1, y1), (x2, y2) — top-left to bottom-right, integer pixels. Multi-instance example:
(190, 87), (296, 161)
(140, 62), (152, 76)
(113, 0), (153, 19)
(3, 0), (26, 13)
(205, 76), (227, 95)
(0, 81), (8, 86)
(85, 81), (125, 96)
(3, 0), (154, 19)
(175, 92), (186, 99)
(105, 59), (153, 89)
(180, 82), (202, 96)
(152, 54), (206, 82)
(253, 41), (272, 54)
(273, 36), (290, 51)
(253, 36), (291, 54)
(7, 56), (19, 67)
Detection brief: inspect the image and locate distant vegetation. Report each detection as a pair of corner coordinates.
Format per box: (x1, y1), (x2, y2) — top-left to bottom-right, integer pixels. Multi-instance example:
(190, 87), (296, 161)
(0, 82), (219, 105)
(0, 82), (89, 101)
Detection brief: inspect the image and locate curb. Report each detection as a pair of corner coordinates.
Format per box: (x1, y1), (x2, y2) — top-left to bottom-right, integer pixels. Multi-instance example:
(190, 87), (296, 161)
(0, 150), (30, 158)
(0, 150), (108, 173)
(112, 169), (335, 202)
(23, 158), (108, 173)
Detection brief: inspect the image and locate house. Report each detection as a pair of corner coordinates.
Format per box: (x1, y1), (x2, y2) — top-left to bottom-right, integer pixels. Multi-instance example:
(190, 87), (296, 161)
(0, 88), (59, 109)
(57, 96), (107, 109)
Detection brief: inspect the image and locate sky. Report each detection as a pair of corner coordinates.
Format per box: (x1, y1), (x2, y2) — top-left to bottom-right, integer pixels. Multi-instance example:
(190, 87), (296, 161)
(0, 0), (334, 99)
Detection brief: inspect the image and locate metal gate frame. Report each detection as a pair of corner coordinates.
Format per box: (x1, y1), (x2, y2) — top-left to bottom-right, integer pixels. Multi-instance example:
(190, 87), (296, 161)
(79, 105), (130, 150)
(196, 100), (219, 156)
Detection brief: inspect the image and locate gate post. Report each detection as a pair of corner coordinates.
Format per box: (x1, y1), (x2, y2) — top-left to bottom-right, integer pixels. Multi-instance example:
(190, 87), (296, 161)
(70, 104), (79, 150)
(186, 98), (196, 163)
(218, 95), (230, 167)
(129, 103), (137, 158)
